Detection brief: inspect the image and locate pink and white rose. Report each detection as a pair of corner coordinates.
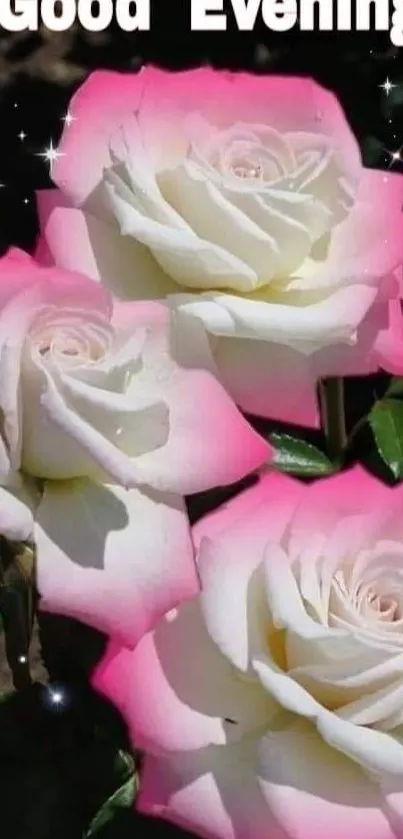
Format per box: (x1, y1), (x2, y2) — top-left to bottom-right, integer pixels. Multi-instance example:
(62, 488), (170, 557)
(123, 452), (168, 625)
(38, 68), (403, 425)
(95, 466), (403, 839)
(0, 248), (268, 646)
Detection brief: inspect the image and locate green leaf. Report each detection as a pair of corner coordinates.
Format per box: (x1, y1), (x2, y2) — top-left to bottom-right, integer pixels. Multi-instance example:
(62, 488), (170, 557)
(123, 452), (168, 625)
(386, 378), (403, 398)
(85, 751), (137, 837)
(269, 433), (338, 477)
(369, 399), (403, 479)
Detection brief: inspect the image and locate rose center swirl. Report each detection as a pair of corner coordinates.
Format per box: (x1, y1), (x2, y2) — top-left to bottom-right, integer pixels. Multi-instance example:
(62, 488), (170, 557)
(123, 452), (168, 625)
(29, 308), (113, 367)
(264, 544), (403, 720)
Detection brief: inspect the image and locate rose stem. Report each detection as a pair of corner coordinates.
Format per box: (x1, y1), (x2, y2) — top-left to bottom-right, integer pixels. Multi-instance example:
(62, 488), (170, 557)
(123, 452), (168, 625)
(319, 378), (347, 460)
(0, 538), (33, 691)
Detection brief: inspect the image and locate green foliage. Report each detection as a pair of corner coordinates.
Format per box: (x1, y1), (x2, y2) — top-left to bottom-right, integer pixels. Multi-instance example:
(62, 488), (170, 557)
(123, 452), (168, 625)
(369, 399), (403, 479)
(84, 750), (137, 837)
(269, 433), (339, 477)
(386, 378), (403, 398)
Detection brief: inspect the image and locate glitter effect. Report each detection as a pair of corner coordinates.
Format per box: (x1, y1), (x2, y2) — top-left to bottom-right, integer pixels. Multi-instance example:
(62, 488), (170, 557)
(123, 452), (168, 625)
(379, 77), (397, 96)
(37, 140), (65, 171)
(386, 146), (403, 168)
(48, 689), (64, 706)
(61, 110), (76, 128)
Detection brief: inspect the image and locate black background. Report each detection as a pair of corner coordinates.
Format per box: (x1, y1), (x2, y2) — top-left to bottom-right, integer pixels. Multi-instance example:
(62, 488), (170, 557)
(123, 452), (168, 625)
(0, 5), (402, 838)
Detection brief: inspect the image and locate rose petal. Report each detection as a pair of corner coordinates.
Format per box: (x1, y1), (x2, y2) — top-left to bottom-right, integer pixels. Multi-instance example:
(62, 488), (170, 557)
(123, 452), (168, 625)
(213, 336), (319, 424)
(375, 299), (403, 375)
(263, 538), (387, 676)
(21, 351), (140, 486)
(258, 719), (392, 839)
(196, 472), (304, 673)
(0, 485), (34, 542)
(36, 478), (196, 647)
(105, 174), (257, 293)
(337, 677), (403, 728)
(322, 169), (403, 286)
(160, 161), (282, 285)
(288, 466), (389, 553)
(138, 741), (286, 839)
(171, 281), (378, 351)
(94, 601), (272, 753)
(192, 470), (280, 552)
(53, 70), (361, 207)
(0, 246), (111, 315)
(37, 194), (177, 300)
(53, 69), (154, 205)
(228, 185), (329, 278)
(124, 308), (270, 494)
(253, 653), (403, 776)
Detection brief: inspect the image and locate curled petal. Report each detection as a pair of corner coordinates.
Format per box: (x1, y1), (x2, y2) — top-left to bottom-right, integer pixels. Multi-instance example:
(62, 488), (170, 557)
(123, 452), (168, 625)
(171, 282), (378, 350)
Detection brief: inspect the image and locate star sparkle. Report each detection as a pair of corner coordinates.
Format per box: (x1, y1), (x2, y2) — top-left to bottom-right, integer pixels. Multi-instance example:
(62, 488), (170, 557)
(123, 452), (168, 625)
(37, 139), (65, 171)
(49, 689), (64, 705)
(45, 685), (70, 711)
(61, 109), (76, 128)
(379, 77), (397, 96)
(386, 146), (403, 168)
(18, 130), (27, 141)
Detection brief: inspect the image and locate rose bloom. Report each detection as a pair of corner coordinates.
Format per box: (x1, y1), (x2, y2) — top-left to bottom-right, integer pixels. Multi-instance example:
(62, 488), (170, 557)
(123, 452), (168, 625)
(37, 68), (403, 425)
(0, 248), (267, 646)
(95, 466), (403, 839)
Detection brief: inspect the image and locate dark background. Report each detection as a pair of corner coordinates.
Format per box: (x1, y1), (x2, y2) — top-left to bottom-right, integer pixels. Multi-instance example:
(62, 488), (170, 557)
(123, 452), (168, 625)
(0, 5), (402, 838)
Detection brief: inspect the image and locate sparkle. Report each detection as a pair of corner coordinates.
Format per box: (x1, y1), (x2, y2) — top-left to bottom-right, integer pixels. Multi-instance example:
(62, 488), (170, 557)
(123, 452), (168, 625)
(380, 77), (397, 96)
(48, 689), (64, 706)
(18, 654), (27, 664)
(386, 146), (403, 168)
(18, 130), (27, 141)
(23, 198), (29, 205)
(37, 139), (65, 171)
(61, 109), (75, 128)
